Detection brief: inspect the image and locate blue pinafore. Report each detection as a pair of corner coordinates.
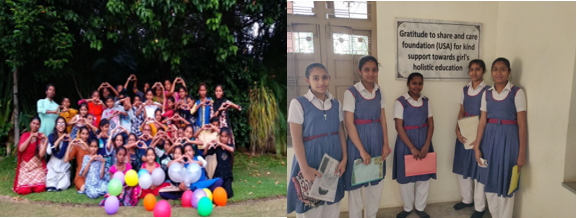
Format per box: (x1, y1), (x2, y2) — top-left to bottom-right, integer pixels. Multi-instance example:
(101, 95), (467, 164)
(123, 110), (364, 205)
(452, 85), (490, 179)
(475, 86), (521, 198)
(343, 87), (385, 191)
(392, 95), (436, 184)
(287, 96), (345, 214)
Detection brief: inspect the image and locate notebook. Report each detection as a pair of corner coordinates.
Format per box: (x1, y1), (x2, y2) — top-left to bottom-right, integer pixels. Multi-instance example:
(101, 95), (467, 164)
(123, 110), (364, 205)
(458, 116), (479, 149)
(404, 152), (437, 177)
(508, 165), (520, 195)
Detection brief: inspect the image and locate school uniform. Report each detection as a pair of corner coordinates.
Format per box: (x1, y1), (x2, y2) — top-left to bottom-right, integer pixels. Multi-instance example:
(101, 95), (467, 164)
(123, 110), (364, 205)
(452, 81), (490, 211)
(342, 82), (386, 218)
(392, 92), (435, 213)
(287, 90), (345, 218)
(475, 81), (526, 218)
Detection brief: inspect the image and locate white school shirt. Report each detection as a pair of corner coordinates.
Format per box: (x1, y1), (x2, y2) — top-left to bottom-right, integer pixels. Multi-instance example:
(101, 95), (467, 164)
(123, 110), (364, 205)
(480, 81), (526, 112)
(287, 90), (344, 124)
(393, 92), (433, 119)
(459, 81), (488, 105)
(343, 82), (386, 113)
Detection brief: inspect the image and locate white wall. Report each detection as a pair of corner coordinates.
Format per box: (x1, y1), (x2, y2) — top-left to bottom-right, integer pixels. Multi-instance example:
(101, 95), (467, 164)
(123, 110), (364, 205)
(288, 2), (576, 217)
(565, 62), (576, 183)
(364, 1), (499, 210)
(494, 2), (576, 218)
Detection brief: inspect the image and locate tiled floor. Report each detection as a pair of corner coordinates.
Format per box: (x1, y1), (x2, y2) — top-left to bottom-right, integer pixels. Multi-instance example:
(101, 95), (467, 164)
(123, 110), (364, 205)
(288, 201), (492, 218)
(339, 201), (492, 218)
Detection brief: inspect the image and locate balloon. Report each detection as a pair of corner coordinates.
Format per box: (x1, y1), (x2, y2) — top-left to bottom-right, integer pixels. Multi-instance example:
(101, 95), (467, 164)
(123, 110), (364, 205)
(203, 188), (213, 202)
(213, 187), (227, 206)
(184, 162), (202, 185)
(143, 193), (157, 211)
(181, 190), (193, 207)
(168, 163), (185, 183)
(191, 189), (207, 208)
(139, 172), (152, 189)
(112, 172), (125, 185)
(197, 197), (213, 217)
(104, 196), (119, 215)
(138, 169), (149, 178)
(107, 179), (122, 196)
(125, 169), (139, 187)
(153, 200), (171, 217)
(151, 168), (166, 186)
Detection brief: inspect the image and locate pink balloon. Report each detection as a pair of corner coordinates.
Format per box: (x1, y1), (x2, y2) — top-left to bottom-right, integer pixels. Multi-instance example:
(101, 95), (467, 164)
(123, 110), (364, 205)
(153, 200), (171, 217)
(182, 190), (193, 207)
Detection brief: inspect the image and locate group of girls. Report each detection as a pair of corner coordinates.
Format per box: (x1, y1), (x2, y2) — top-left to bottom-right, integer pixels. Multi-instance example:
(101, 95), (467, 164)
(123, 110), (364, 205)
(287, 56), (526, 218)
(14, 74), (240, 205)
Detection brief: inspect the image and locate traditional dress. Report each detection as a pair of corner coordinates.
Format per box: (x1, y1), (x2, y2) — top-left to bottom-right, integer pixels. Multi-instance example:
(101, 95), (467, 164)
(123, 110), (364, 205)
(80, 155), (108, 198)
(14, 132), (47, 195)
(129, 105), (145, 137)
(46, 134), (71, 190)
(37, 98), (60, 136)
(192, 97), (213, 132)
(69, 144), (89, 191)
(60, 108), (78, 133)
(88, 102), (104, 127)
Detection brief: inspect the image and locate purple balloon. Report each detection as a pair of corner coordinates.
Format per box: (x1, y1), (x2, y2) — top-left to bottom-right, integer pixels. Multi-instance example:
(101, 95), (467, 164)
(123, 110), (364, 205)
(112, 172), (125, 185)
(104, 196), (119, 215)
(191, 189), (207, 208)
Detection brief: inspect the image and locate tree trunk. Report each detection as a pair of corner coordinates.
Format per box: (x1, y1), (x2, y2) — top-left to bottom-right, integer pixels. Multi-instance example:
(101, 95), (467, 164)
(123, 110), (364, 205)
(12, 67), (19, 154)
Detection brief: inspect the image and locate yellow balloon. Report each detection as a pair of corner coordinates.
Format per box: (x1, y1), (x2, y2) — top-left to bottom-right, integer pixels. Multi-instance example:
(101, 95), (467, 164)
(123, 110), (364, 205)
(203, 188), (213, 201)
(125, 169), (139, 187)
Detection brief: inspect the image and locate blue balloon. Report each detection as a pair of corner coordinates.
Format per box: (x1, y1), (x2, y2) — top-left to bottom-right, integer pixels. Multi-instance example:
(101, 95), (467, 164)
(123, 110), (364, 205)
(138, 169), (149, 178)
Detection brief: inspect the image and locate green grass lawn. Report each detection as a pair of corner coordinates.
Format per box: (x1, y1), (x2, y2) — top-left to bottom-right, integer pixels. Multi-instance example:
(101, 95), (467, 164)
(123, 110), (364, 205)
(0, 152), (287, 206)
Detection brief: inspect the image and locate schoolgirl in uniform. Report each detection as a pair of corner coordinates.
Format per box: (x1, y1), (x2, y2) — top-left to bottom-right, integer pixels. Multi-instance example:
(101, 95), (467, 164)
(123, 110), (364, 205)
(393, 72), (435, 218)
(342, 55), (390, 218)
(287, 63), (347, 218)
(473, 57), (527, 218)
(452, 59), (490, 217)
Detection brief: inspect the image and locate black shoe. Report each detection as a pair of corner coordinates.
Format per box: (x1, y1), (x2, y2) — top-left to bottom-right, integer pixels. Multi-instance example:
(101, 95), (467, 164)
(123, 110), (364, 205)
(454, 202), (475, 210)
(55, 188), (63, 192)
(396, 210), (412, 218)
(415, 210), (430, 218)
(470, 210), (485, 218)
(46, 187), (56, 192)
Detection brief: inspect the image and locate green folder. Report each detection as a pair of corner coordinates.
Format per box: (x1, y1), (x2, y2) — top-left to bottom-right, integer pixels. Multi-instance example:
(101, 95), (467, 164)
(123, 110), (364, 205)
(351, 156), (383, 186)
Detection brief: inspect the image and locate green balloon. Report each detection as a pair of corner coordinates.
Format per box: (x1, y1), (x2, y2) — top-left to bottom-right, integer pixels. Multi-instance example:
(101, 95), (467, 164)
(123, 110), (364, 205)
(197, 197), (213, 217)
(108, 178), (123, 196)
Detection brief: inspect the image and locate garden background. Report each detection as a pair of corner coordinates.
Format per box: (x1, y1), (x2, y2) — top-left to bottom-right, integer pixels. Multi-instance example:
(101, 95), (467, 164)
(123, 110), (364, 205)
(0, 0), (287, 215)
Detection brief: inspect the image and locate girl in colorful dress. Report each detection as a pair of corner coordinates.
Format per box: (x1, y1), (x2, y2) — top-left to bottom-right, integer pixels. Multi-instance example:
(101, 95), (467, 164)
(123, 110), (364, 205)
(139, 148), (171, 198)
(191, 83), (213, 132)
(59, 97), (78, 133)
(64, 126), (91, 193)
(473, 58), (527, 218)
(80, 138), (108, 198)
(99, 146), (141, 206)
(14, 117), (48, 195)
(287, 63), (347, 218)
(46, 117), (72, 192)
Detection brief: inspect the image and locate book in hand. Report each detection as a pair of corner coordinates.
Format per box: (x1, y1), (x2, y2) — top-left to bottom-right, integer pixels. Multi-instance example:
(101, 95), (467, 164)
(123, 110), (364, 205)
(292, 154), (340, 206)
(404, 152), (436, 177)
(458, 116), (479, 149)
(351, 156), (383, 186)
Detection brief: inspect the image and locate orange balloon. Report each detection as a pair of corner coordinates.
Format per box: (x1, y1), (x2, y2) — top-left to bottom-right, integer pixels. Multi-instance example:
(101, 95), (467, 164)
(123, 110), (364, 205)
(213, 187), (228, 206)
(144, 193), (157, 211)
